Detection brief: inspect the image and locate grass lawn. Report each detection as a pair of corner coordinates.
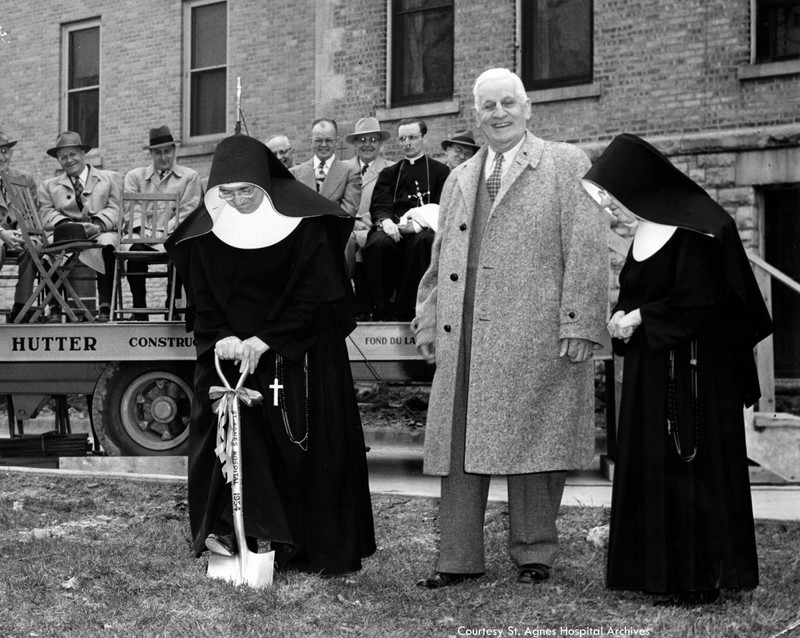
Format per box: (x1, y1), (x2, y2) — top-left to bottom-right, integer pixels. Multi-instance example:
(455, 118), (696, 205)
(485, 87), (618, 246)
(0, 471), (798, 638)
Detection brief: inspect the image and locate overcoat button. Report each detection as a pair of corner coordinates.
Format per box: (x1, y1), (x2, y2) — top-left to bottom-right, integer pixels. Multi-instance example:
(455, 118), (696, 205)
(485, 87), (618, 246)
(450, 273), (458, 281)
(459, 223), (467, 231)
(443, 325), (452, 332)
(568, 311), (576, 318)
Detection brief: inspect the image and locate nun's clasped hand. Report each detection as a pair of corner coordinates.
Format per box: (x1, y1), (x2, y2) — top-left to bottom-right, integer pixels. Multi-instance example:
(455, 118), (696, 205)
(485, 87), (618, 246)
(607, 309), (642, 341)
(214, 335), (270, 374)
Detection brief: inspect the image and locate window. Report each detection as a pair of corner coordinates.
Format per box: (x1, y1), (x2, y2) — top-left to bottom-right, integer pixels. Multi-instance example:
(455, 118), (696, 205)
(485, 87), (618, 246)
(520, 0), (593, 91)
(63, 21), (100, 149)
(391, 0), (453, 107)
(185, 0), (227, 138)
(756, 0), (800, 63)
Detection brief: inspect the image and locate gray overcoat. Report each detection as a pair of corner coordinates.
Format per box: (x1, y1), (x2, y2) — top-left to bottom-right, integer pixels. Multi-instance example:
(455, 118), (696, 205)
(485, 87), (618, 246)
(413, 131), (608, 475)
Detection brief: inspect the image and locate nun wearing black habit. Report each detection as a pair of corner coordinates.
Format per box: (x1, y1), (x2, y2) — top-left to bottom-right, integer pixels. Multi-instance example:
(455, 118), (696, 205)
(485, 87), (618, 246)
(582, 134), (773, 604)
(166, 134), (375, 575)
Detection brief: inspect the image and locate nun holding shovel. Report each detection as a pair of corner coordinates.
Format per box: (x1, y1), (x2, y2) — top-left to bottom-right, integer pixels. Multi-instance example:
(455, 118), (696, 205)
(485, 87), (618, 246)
(166, 134), (376, 580)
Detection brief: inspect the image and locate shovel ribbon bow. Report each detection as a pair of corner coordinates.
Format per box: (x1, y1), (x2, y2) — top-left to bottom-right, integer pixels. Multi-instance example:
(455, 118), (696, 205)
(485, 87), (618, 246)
(210, 385), (263, 484)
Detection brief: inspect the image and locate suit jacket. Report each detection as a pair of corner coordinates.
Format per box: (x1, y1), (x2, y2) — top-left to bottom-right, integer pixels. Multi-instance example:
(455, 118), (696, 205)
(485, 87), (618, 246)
(0, 168), (38, 229)
(413, 131), (609, 475)
(39, 166), (123, 272)
(290, 156), (360, 217)
(342, 155), (394, 230)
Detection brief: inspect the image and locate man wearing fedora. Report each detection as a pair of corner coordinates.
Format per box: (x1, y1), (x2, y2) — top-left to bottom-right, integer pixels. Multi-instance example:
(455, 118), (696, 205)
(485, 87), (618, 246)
(123, 125), (202, 319)
(0, 131), (41, 322)
(343, 117), (395, 318)
(290, 118), (361, 276)
(39, 131), (123, 322)
(441, 130), (480, 170)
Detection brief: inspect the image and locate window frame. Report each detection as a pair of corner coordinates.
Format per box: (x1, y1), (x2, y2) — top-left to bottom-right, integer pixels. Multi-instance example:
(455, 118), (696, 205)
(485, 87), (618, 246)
(182, 0), (229, 143)
(61, 19), (101, 150)
(518, 0), (594, 92)
(387, 0), (454, 108)
(752, 0), (800, 64)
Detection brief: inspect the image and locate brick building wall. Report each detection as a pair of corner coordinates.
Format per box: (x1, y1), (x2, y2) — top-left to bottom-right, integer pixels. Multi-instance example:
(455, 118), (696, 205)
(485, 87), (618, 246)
(0, 0), (798, 317)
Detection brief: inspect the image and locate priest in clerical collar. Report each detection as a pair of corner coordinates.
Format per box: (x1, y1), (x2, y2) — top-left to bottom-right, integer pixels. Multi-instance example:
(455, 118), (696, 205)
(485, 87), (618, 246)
(362, 118), (451, 321)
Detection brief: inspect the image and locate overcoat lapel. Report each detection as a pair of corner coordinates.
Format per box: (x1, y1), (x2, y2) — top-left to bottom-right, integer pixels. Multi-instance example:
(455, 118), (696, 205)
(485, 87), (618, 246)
(491, 131), (544, 210)
(454, 147), (486, 221)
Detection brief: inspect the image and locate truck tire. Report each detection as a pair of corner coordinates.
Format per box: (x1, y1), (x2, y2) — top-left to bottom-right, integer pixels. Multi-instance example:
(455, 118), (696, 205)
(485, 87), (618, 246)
(92, 362), (193, 456)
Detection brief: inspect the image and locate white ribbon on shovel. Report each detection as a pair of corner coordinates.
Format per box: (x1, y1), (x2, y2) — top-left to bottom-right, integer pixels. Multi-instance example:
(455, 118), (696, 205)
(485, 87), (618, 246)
(206, 354), (275, 588)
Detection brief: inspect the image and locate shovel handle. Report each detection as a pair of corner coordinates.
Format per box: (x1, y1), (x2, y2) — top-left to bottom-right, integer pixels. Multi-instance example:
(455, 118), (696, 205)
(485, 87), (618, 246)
(214, 351), (249, 390)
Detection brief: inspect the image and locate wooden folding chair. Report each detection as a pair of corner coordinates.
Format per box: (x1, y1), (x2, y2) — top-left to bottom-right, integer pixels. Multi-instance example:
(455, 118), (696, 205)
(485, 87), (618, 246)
(4, 181), (95, 323)
(111, 191), (181, 321)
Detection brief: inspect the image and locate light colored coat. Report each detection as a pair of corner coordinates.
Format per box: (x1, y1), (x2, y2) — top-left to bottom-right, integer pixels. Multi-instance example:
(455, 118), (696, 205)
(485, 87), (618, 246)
(39, 166), (123, 273)
(123, 162), (203, 242)
(413, 132), (609, 475)
(290, 156), (361, 218)
(342, 155), (395, 231)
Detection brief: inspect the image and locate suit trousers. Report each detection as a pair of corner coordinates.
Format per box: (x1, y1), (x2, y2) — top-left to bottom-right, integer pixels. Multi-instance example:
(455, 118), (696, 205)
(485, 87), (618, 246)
(436, 320), (567, 574)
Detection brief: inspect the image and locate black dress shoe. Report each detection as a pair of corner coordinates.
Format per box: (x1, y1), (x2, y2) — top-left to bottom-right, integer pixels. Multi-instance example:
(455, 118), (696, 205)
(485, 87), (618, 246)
(517, 563), (551, 583)
(416, 571), (482, 589)
(97, 305), (111, 323)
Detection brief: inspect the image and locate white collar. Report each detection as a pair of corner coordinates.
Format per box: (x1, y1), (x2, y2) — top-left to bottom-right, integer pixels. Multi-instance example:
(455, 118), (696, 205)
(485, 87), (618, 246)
(205, 186), (301, 248)
(404, 154), (425, 165)
(314, 155), (334, 169)
(73, 165), (89, 186)
(485, 136), (525, 177)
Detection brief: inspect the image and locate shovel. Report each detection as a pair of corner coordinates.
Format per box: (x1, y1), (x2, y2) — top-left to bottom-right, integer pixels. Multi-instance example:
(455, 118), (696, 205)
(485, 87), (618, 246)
(206, 354), (275, 588)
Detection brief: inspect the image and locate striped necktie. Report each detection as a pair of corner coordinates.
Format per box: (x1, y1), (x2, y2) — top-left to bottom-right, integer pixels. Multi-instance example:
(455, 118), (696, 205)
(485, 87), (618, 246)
(316, 160), (326, 192)
(71, 176), (84, 211)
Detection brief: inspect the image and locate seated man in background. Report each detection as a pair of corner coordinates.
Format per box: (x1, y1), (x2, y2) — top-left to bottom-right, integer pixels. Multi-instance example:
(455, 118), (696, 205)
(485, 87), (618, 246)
(39, 131), (122, 322)
(265, 134), (295, 169)
(123, 125), (202, 319)
(441, 130), (479, 170)
(343, 117), (394, 319)
(362, 118), (449, 320)
(0, 130), (41, 322)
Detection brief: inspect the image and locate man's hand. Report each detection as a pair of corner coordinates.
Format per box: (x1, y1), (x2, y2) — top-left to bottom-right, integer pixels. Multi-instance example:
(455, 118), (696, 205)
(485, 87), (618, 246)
(559, 337), (594, 363)
(417, 342), (435, 364)
(0, 228), (24, 251)
(236, 337), (271, 375)
(380, 219), (401, 242)
(81, 222), (102, 239)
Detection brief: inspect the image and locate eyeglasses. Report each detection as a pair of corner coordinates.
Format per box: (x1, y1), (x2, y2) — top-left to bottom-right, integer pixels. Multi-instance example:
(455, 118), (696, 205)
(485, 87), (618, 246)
(311, 138), (336, 146)
(273, 147), (293, 156)
(398, 135), (420, 143)
(0, 147), (12, 156)
(218, 185), (257, 201)
(355, 136), (381, 145)
(448, 146), (474, 158)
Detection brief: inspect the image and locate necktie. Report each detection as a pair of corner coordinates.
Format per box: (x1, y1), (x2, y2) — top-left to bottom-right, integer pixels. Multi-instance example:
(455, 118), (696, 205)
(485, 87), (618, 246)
(361, 163), (369, 176)
(0, 174), (7, 202)
(159, 170), (166, 180)
(72, 176), (84, 211)
(316, 160), (326, 192)
(487, 154), (503, 203)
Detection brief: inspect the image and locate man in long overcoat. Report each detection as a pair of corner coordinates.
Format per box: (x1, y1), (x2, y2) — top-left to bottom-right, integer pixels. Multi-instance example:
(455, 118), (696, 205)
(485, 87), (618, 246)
(413, 68), (608, 588)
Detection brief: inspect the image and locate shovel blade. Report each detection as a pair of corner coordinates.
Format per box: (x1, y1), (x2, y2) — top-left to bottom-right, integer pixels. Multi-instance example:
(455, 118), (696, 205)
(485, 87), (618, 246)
(207, 549), (275, 589)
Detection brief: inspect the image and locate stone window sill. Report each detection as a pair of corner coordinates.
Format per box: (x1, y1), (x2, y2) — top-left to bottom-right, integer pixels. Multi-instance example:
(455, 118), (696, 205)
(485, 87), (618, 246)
(739, 59), (800, 81)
